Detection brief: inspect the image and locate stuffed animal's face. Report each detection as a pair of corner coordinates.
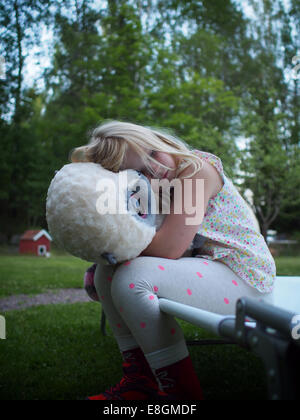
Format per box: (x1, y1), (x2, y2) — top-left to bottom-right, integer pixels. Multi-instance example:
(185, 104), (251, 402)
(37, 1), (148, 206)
(46, 162), (163, 264)
(126, 171), (156, 228)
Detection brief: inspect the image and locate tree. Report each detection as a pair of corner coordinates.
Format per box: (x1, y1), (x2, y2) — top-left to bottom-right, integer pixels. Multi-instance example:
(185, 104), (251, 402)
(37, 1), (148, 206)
(0, 0), (52, 121)
(42, 0), (152, 168)
(1, 0), (298, 240)
(0, 0), (53, 236)
(142, 0), (245, 174)
(238, 0), (300, 239)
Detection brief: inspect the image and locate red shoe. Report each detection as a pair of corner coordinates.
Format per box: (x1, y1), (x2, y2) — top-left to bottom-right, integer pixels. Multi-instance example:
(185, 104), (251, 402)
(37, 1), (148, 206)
(154, 355), (204, 400)
(87, 362), (169, 400)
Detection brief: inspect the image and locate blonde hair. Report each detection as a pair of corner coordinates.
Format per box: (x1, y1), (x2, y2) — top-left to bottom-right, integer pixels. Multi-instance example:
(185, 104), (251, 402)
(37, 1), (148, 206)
(69, 120), (203, 179)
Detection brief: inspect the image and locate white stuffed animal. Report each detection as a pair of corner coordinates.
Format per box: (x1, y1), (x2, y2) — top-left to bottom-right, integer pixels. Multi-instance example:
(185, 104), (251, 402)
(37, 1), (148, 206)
(46, 162), (166, 265)
(46, 162), (206, 300)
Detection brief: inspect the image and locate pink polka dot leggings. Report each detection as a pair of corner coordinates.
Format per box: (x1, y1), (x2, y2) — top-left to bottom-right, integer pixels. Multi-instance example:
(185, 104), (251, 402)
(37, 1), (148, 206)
(94, 256), (263, 359)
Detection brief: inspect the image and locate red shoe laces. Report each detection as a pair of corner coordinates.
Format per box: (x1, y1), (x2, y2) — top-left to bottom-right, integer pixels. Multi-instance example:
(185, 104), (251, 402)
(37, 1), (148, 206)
(102, 368), (141, 399)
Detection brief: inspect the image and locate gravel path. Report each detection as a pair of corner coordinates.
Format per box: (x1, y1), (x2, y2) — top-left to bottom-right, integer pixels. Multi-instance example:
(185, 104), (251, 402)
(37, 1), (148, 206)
(0, 289), (93, 312)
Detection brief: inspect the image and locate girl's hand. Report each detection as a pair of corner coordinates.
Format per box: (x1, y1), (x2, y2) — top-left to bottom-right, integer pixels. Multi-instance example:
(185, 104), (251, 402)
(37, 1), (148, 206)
(141, 160), (221, 259)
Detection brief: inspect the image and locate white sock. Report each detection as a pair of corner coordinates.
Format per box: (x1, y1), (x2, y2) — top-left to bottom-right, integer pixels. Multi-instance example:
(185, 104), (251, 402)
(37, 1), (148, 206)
(144, 340), (189, 370)
(115, 334), (139, 353)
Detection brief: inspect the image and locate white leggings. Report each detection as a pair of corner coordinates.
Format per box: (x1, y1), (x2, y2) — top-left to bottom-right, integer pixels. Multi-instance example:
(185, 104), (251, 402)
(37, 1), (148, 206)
(94, 256), (265, 363)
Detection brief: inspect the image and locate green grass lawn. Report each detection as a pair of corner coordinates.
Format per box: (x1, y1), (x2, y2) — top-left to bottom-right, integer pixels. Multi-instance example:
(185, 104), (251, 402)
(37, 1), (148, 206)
(0, 303), (267, 400)
(0, 249), (299, 400)
(0, 247), (298, 299)
(0, 250), (91, 298)
(273, 256), (300, 276)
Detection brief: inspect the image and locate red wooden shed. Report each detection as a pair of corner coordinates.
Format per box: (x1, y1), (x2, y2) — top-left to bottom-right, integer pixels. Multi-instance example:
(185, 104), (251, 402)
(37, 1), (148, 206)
(19, 229), (52, 256)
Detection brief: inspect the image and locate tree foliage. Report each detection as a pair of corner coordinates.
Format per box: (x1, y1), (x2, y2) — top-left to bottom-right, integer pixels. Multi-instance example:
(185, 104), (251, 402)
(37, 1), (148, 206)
(0, 0), (299, 240)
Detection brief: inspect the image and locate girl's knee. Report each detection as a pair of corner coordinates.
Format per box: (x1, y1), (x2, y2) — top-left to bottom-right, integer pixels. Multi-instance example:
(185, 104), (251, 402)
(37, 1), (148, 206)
(111, 257), (153, 304)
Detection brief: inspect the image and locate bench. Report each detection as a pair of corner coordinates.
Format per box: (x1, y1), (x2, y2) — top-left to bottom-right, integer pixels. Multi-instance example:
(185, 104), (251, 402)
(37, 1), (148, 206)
(100, 276), (300, 400)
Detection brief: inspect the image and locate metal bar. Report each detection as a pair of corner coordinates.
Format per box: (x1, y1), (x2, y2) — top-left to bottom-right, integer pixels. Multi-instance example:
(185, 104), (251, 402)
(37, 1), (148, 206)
(158, 295), (300, 400)
(218, 318), (237, 341)
(159, 298), (234, 336)
(237, 297), (297, 339)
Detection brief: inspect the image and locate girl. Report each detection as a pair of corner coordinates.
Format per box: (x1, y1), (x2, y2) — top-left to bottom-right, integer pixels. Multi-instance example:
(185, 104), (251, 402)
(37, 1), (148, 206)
(71, 121), (276, 400)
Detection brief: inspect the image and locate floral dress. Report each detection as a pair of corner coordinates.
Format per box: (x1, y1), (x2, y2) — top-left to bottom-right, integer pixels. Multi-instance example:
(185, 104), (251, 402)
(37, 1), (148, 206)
(191, 149), (276, 293)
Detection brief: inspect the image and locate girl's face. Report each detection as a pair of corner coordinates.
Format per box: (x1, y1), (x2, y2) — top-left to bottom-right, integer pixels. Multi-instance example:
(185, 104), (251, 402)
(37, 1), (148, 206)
(120, 146), (179, 181)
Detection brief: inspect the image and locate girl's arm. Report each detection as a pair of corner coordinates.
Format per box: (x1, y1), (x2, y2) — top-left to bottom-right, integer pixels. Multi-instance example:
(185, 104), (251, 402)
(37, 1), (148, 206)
(140, 161), (222, 259)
